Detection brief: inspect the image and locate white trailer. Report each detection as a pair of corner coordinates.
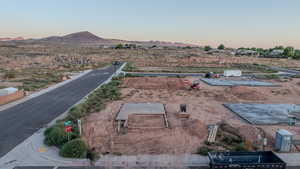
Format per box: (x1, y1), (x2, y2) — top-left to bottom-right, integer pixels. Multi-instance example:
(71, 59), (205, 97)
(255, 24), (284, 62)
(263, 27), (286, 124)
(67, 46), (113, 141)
(224, 70), (242, 77)
(0, 87), (18, 96)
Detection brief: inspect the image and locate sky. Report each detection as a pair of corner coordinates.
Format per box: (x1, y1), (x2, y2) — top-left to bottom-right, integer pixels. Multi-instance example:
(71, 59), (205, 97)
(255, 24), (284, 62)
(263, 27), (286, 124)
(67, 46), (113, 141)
(0, 0), (300, 48)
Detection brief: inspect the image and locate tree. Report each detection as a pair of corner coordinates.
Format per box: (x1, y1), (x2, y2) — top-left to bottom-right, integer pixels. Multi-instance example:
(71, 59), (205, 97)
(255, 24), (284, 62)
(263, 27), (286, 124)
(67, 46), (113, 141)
(217, 44), (225, 50)
(204, 45), (212, 51)
(293, 50), (300, 60)
(274, 46), (285, 50)
(115, 44), (124, 49)
(283, 46), (295, 57)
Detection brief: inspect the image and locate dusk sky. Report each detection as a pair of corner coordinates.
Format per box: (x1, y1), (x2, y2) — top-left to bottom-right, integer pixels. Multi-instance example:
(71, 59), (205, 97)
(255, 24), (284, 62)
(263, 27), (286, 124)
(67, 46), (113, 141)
(1, 0), (300, 48)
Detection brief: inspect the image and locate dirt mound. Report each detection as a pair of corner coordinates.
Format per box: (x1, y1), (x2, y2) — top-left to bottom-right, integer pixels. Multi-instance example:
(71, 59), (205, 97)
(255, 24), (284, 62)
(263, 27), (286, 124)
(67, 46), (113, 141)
(122, 77), (186, 90)
(226, 86), (266, 101)
(182, 119), (207, 139)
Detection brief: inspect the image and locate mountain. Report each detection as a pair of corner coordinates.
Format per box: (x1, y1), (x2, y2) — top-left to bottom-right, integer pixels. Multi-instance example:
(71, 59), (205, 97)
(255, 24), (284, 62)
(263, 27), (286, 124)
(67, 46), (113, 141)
(0, 37), (24, 41)
(38, 31), (107, 44)
(16, 31), (198, 47)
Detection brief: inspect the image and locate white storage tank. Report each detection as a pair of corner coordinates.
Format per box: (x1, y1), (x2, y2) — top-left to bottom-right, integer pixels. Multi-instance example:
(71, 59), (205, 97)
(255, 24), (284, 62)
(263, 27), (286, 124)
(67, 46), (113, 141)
(0, 87), (18, 96)
(224, 70), (242, 77)
(275, 129), (293, 152)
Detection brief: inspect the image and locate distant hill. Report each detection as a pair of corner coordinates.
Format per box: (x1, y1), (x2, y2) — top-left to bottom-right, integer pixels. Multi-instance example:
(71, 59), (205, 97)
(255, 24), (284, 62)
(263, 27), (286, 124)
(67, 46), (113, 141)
(16, 31), (197, 47)
(0, 37), (24, 41)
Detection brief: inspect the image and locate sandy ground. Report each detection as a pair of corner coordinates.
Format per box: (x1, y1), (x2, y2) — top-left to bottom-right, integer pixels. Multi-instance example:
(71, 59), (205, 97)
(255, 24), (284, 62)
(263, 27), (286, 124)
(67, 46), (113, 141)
(82, 77), (300, 155)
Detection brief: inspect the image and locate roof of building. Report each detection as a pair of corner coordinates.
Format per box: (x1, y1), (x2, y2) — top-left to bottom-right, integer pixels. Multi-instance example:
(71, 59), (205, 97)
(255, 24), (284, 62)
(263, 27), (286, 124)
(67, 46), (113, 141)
(277, 129), (293, 136)
(116, 103), (165, 121)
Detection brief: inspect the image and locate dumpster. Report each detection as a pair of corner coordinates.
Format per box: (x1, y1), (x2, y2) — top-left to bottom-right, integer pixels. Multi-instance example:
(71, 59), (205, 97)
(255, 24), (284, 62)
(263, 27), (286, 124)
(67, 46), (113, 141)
(208, 151), (286, 169)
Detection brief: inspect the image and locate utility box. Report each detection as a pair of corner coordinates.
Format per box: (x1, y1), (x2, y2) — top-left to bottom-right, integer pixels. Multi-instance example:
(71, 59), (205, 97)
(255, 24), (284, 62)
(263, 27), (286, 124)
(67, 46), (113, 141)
(224, 70), (242, 77)
(275, 129), (293, 152)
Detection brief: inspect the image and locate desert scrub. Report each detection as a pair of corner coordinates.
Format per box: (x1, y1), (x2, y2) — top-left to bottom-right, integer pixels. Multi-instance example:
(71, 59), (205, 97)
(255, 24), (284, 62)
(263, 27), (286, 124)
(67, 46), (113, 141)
(262, 74), (280, 79)
(196, 146), (214, 155)
(59, 139), (88, 158)
(123, 62), (137, 72)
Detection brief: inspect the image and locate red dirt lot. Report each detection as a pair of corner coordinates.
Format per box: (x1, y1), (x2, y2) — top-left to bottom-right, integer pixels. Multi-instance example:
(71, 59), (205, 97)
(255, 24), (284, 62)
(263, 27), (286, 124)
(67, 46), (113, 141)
(82, 76), (300, 155)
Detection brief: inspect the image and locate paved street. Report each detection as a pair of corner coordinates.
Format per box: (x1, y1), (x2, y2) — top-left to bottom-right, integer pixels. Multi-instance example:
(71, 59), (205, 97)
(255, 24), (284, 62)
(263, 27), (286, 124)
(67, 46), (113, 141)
(269, 66), (300, 75)
(0, 64), (123, 158)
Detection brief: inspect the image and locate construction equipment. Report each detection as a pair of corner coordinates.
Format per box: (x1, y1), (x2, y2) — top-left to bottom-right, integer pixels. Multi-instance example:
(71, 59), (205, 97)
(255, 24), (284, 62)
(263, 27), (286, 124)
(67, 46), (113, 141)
(178, 104), (190, 118)
(183, 79), (200, 89)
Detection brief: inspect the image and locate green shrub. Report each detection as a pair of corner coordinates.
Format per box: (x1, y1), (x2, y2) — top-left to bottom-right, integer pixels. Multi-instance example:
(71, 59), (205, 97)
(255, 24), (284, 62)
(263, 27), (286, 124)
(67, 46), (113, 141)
(44, 126), (68, 147)
(196, 146), (214, 155)
(204, 46), (212, 51)
(218, 44), (225, 50)
(123, 62), (136, 71)
(59, 139), (88, 158)
(284, 46), (295, 57)
(115, 44), (124, 49)
(67, 104), (87, 121)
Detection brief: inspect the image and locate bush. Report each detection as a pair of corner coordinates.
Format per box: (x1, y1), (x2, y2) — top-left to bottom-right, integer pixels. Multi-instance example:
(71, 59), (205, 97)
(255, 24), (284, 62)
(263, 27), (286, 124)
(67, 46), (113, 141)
(44, 126), (68, 147)
(204, 46), (212, 51)
(284, 46), (295, 57)
(217, 44), (225, 50)
(67, 104), (87, 121)
(293, 50), (300, 60)
(123, 62), (136, 71)
(115, 44), (124, 49)
(59, 139), (88, 158)
(197, 146), (214, 155)
(4, 71), (16, 79)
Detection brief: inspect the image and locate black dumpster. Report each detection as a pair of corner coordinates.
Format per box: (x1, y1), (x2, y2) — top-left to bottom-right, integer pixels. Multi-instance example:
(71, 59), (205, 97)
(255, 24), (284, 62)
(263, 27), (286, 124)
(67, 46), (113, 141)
(208, 151), (286, 169)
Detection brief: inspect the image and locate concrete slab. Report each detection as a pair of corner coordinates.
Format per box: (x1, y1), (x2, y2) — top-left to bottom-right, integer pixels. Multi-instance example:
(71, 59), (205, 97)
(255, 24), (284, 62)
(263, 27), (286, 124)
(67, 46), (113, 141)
(201, 78), (278, 87)
(116, 103), (165, 121)
(224, 103), (300, 125)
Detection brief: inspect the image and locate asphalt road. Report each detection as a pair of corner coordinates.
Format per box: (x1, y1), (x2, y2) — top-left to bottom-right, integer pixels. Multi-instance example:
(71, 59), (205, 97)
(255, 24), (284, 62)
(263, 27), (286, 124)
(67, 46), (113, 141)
(269, 66), (300, 75)
(0, 64), (123, 158)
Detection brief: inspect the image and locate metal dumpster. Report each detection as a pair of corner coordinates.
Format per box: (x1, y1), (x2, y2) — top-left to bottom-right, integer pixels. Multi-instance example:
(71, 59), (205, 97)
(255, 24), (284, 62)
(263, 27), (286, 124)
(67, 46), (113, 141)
(208, 151), (286, 169)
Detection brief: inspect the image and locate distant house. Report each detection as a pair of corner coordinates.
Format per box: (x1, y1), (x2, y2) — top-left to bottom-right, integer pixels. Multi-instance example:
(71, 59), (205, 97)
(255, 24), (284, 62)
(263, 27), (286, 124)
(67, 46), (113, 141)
(261, 49), (287, 58)
(235, 49), (258, 56)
